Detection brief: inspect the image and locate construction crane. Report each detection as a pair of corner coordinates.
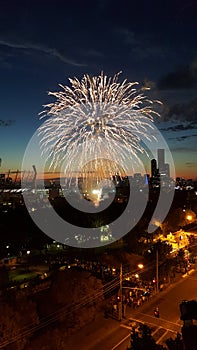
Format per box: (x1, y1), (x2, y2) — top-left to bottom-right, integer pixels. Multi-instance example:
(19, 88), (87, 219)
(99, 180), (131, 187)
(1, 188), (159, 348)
(14, 170), (19, 184)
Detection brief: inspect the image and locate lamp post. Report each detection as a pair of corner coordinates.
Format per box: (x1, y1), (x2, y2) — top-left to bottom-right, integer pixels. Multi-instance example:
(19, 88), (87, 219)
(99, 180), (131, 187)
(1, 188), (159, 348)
(156, 249), (159, 293)
(153, 220), (161, 293)
(119, 263), (123, 321)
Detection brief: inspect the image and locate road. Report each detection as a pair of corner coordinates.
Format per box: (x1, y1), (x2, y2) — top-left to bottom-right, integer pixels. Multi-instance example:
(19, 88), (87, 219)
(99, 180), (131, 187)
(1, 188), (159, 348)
(64, 268), (197, 350)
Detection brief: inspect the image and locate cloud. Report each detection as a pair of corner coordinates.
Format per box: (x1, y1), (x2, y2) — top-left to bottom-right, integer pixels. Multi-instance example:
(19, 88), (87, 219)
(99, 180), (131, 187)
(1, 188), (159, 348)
(170, 146), (197, 152)
(158, 63), (197, 90)
(160, 122), (197, 132)
(161, 98), (197, 123)
(80, 48), (105, 58)
(168, 134), (197, 142)
(0, 119), (15, 127)
(176, 134), (197, 141)
(0, 39), (86, 67)
(118, 28), (168, 61)
(160, 120), (197, 144)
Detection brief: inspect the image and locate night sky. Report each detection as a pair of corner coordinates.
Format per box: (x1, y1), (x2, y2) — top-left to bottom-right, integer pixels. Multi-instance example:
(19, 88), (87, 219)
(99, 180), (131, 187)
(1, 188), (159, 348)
(0, 0), (196, 178)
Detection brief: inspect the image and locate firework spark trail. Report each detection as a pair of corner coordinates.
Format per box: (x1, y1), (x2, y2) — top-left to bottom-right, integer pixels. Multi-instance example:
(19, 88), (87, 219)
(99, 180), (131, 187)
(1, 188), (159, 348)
(20, 72), (176, 247)
(38, 72), (161, 183)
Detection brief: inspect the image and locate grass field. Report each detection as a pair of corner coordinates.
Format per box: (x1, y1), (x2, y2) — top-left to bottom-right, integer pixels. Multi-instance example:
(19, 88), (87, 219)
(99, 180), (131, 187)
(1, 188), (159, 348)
(9, 269), (38, 283)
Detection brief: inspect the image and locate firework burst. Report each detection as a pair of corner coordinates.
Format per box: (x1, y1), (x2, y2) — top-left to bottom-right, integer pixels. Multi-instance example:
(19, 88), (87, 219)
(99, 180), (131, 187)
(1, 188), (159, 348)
(38, 72), (161, 186)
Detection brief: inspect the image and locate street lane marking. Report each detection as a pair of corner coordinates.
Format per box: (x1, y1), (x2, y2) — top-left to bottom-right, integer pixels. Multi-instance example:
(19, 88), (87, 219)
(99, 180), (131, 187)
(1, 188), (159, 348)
(111, 333), (130, 350)
(120, 324), (132, 330)
(118, 323), (176, 350)
(152, 327), (162, 336)
(156, 330), (169, 344)
(175, 318), (182, 324)
(121, 323), (162, 336)
(128, 317), (178, 334)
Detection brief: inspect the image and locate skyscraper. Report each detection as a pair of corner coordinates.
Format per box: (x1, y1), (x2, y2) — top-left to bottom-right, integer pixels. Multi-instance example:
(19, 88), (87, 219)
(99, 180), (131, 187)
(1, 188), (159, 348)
(157, 149), (165, 173)
(151, 159), (157, 178)
(157, 148), (170, 181)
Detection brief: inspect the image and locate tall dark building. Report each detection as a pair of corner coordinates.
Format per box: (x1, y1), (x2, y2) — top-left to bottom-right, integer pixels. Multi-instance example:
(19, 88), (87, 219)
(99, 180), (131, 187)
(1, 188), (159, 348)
(157, 149), (165, 173)
(151, 158), (160, 188)
(157, 149), (170, 178)
(151, 159), (157, 178)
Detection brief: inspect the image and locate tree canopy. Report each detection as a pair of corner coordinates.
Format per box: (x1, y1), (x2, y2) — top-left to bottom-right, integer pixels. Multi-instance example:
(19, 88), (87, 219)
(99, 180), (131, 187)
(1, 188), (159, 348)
(128, 324), (184, 350)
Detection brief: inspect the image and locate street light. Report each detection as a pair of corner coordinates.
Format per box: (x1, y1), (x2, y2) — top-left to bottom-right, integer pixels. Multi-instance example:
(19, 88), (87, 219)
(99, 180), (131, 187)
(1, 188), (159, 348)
(119, 264), (123, 321)
(186, 215), (192, 222)
(138, 263), (144, 269)
(156, 249), (159, 293)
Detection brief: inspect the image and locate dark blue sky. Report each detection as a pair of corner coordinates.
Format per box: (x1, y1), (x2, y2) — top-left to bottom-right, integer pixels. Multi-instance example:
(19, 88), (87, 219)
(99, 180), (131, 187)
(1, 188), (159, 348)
(0, 0), (196, 178)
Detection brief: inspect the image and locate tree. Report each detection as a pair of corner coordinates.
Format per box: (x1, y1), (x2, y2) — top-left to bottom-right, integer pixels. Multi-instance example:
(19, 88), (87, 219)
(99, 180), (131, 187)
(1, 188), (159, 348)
(162, 208), (196, 234)
(36, 269), (104, 333)
(0, 296), (39, 350)
(25, 328), (66, 350)
(128, 324), (165, 350)
(159, 258), (176, 283)
(144, 240), (172, 262)
(128, 324), (184, 350)
(165, 333), (184, 350)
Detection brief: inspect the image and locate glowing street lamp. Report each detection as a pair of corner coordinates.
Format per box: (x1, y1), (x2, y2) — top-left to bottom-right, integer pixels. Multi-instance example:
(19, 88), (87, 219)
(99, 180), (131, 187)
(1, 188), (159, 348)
(186, 215), (192, 222)
(138, 264), (144, 269)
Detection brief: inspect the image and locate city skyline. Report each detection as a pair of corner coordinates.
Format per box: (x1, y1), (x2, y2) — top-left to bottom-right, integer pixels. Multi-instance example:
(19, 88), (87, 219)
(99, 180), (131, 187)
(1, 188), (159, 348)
(1, 148), (196, 185)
